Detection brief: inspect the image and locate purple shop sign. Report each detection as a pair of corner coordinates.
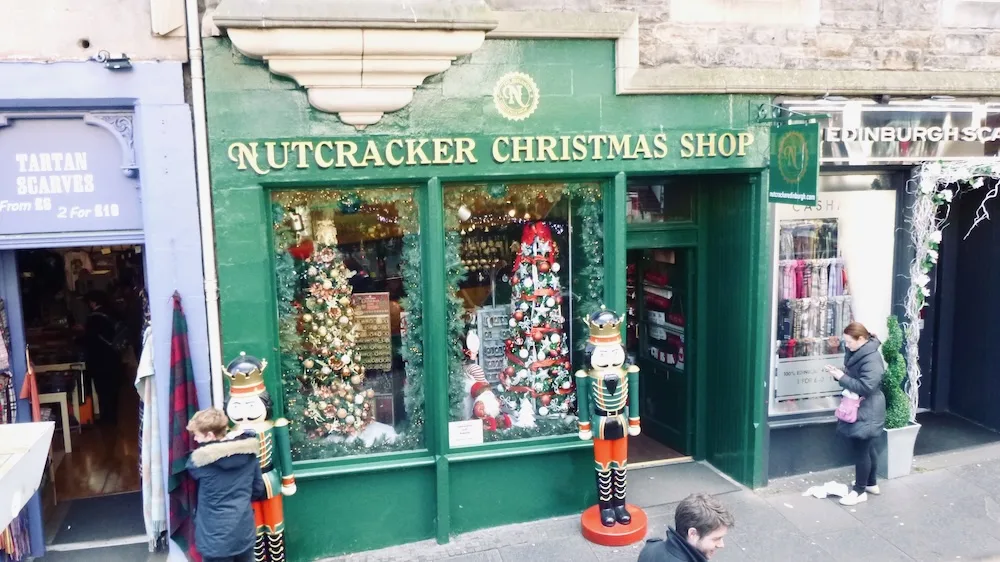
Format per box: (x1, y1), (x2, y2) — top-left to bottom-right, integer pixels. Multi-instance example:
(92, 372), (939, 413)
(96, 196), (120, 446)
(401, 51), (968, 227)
(0, 113), (142, 236)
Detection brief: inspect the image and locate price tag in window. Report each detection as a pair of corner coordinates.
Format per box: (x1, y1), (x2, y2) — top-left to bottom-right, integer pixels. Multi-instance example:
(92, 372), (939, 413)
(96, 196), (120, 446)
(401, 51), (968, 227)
(449, 419), (484, 448)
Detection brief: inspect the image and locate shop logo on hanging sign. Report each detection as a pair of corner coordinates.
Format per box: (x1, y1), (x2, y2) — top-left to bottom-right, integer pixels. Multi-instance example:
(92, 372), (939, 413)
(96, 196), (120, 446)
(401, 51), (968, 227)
(769, 122), (819, 205)
(493, 72), (539, 122)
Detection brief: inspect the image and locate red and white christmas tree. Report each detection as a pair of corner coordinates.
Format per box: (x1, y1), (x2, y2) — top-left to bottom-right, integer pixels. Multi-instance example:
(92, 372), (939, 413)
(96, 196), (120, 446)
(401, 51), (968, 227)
(499, 222), (573, 421)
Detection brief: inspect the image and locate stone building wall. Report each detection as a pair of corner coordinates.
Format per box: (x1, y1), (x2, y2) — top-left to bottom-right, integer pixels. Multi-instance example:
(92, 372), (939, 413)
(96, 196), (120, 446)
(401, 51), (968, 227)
(488, 0), (1000, 73)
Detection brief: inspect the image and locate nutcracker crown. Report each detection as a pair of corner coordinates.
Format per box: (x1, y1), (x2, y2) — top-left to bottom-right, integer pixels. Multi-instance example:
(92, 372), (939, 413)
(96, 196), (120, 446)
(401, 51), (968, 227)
(224, 352), (268, 397)
(586, 306), (623, 345)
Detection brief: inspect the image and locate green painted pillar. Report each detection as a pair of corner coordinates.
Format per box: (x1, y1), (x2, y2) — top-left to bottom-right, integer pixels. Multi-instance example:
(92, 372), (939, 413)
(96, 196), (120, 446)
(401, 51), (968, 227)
(604, 173), (628, 327)
(421, 178), (451, 543)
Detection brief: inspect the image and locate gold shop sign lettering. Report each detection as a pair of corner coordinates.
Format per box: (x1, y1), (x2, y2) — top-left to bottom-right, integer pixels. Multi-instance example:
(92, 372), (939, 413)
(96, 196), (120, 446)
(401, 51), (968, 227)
(227, 131), (756, 175)
(350, 292), (393, 372)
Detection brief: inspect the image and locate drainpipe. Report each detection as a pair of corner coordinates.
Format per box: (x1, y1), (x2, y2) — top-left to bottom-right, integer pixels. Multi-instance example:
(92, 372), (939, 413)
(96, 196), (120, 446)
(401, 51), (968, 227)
(185, 0), (225, 408)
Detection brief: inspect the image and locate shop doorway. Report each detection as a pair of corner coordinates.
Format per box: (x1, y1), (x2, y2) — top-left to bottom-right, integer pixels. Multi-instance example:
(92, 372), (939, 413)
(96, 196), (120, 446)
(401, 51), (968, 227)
(626, 246), (694, 466)
(3, 246), (149, 551)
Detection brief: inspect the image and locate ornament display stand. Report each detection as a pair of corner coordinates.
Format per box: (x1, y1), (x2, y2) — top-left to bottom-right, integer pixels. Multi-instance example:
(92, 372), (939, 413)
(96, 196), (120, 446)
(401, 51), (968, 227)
(580, 504), (648, 547)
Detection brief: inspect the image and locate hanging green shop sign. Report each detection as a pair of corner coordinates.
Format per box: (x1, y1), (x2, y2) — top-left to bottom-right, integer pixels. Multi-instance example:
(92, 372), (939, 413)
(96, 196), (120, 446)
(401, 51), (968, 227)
(769, 123), (819, 205)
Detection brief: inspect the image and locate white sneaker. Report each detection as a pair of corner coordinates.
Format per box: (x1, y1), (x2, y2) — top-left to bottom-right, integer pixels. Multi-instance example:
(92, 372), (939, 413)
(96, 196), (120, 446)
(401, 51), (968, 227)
(852, 481), (881, 495)
(840, 491), (868, 506)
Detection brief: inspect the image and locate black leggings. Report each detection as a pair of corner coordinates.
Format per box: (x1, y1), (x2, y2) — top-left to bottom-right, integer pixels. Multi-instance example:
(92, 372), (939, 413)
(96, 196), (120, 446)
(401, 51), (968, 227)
(850, 436), (878, 494)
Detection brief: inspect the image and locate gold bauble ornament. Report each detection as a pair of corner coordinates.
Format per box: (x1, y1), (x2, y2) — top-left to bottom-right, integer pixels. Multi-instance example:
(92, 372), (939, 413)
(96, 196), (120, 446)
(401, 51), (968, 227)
(303, 359), (315, 369)
(337, 408), (347, 419)
(350, 375), (362, 386)
(366, 389), (375, 398)
(303, 313), (314, 323)
(339, 296), (351, 307)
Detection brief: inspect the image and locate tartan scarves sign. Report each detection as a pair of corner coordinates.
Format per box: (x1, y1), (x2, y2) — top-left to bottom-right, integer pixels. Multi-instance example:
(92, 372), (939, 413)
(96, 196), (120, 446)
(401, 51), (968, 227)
(499, 222), (573, 422)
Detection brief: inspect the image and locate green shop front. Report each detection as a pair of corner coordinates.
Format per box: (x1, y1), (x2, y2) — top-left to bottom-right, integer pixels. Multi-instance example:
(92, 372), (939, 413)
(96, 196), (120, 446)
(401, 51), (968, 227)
(204, 6), (774, 559)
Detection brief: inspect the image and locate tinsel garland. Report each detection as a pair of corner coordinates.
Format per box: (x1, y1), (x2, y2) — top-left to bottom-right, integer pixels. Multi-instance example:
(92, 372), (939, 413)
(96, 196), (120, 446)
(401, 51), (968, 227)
(567, 183), (604, 366)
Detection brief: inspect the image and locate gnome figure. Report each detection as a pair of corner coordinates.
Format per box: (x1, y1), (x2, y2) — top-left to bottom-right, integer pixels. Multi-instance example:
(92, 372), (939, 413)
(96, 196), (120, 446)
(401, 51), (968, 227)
(464, 330), (512, 431)
(224, 353), (297, 562)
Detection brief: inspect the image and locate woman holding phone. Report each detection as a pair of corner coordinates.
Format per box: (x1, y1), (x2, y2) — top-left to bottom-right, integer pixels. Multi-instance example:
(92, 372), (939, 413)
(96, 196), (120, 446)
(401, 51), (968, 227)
(825, 322), (886, 506)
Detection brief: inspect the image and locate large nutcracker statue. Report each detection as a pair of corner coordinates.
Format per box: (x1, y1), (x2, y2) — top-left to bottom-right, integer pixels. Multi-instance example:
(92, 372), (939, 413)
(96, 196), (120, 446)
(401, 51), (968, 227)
(575, 307), (647, 546)
(224, 353), (297, 562)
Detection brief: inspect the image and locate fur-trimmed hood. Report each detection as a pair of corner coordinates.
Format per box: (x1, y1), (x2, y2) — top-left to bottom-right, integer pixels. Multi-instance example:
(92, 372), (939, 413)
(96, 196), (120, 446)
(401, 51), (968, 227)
(189, 431), (258, 469)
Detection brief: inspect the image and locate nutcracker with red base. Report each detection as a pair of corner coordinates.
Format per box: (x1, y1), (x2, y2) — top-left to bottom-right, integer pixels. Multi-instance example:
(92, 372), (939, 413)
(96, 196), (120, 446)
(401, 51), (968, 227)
(575, 307), (647, 546)
(224, 353), (297, 562)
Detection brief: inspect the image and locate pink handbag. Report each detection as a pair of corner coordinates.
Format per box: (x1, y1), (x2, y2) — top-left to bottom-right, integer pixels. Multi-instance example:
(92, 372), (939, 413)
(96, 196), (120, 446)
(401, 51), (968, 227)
(835, 394), (863, 423)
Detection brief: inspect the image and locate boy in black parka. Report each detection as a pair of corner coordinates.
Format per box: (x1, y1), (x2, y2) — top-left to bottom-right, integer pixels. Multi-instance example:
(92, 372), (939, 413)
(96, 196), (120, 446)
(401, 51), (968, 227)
(187, 408), (265, 562)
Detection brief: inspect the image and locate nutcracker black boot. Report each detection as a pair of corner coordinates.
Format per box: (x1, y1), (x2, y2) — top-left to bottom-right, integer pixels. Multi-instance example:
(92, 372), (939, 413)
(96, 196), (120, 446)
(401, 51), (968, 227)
(267, 530), (285, 562)
(254, 533), (267, 562)
(612, 467), (632, 525)
(596, 470), (616, 527)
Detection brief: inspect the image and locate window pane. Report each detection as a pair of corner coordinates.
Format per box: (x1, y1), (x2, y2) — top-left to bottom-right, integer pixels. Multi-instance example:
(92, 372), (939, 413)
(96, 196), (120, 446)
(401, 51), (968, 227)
(627, 180), (696, 224)
(769, 177), (897, 416)
(444, 182), (604, 445)
(271, 188), (422, 460)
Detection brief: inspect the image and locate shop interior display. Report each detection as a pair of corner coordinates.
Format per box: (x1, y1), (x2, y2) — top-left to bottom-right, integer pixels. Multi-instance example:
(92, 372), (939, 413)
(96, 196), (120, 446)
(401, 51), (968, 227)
(626, 249), (685, 376)
(773, 218), (855, 414)
(776, 219), (853, 359)
(447, 183), (604, 441)
(576, 307), (647, 545)
(273, 189), (421, 460)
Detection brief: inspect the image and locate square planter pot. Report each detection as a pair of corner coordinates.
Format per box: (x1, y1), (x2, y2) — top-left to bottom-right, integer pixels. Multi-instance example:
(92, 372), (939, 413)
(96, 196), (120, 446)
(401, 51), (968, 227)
(878, 423), (921, 479)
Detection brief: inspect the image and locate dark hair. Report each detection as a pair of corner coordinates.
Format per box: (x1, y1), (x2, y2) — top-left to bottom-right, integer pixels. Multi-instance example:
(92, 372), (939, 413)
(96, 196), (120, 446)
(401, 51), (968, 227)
(843, 322), (872, 340)
(675, 493), (735, 538)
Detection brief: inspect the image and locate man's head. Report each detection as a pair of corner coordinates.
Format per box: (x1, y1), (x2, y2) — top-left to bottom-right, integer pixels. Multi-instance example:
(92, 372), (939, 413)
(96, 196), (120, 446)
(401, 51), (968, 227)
(187, 408), (231, 444)
(675, 493), (734, 559)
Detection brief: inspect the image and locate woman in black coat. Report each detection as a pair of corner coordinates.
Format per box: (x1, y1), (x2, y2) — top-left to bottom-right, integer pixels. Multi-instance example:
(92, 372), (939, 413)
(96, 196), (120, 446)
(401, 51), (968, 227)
(826, 322), (886, 506)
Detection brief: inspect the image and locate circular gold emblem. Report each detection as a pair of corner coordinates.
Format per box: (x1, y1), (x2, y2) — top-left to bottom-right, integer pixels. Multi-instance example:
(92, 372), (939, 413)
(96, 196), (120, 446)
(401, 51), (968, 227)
(493, 72), (539, 122)
(777, 131), (809, 184)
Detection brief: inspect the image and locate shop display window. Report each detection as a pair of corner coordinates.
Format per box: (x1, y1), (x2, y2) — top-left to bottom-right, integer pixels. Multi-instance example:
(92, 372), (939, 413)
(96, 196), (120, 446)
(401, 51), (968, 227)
(443, 183), (604, 445)
(626, 180), (696, 224)
(271, 188), (422, 460)
(769, 174), (897, 416)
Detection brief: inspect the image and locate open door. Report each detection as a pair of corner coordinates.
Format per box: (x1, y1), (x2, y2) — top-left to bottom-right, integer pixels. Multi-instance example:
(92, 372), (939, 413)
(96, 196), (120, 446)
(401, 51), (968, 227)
(627, 247), (694, 463)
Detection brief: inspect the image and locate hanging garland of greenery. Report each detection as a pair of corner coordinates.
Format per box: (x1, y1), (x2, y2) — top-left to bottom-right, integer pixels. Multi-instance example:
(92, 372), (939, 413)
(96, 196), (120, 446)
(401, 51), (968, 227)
(567, 183), (605, 367)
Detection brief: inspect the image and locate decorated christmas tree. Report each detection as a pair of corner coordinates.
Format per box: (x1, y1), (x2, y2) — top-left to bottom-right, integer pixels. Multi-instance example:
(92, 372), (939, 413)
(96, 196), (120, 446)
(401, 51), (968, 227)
(499, 222), (573, 420)
(295, 219), (374, 438)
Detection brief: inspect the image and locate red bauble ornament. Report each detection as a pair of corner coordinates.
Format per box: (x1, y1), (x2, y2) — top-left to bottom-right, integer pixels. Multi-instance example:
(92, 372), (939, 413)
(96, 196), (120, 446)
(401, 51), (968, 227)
(288, 239), (315, 260)
(532, 330), (544, 342)
(538, 261), (551, 273)
(514, 310), (525, 322)
(550, 349), (559, 357)
(541, 395), (552, 406)
(503, 366), (515, 377)
(555, 296), (563, 304)
(512, 276), (520, 285)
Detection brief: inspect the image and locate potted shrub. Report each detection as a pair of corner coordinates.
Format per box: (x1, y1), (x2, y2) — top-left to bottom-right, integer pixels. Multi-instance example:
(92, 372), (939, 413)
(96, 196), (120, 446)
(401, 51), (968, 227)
(879, 315), (920, 479)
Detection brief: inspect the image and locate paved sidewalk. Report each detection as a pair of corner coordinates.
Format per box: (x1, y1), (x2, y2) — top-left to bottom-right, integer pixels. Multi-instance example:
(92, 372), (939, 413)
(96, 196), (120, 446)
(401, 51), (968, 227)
(324, 443), (1000, 562)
